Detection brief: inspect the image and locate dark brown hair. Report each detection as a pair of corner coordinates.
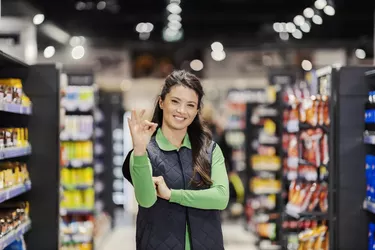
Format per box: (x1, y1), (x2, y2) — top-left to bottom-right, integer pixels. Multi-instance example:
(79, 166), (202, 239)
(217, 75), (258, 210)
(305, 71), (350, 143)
(151, 70), (213, 187)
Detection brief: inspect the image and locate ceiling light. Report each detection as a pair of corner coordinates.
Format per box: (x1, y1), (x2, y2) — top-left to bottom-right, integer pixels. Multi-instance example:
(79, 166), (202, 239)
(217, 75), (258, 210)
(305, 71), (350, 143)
(286, 22), (296, 33)
(312, 15), (323, 25)
(163, 27), (183, 42)
(355, 49), (366, 59)
(146, 23), (154, 32)
(190, 59), (204, 71)
(33, 14), (45, 25)
(170, 0), (181, 3)
(168, 14), (182, 22)
(70, 36), (81, 46)
(323, 5), (335, 16)
(292, 29), (303, 39)
(168, 20), (182, 30)
(303, 8), (315, 18)
(301, 60), (313, 71)
(300, 22), (311, 33)
(211, 42), (224, 52)
(314, 0), (327, 10)
(273, 23), (282, 32)
(166, 3), (182, 14)
(293, 15), (305, 26)
(139, 32), (150, 41)
(97, 1), (106, 10)
(279, 32), (289, 41)
(136, 23), (148, 33)
(72, 46), (85, 60)
(75, 1), (86, 10)
(211, 50), (226, 62)
(43, 46), (55, 59)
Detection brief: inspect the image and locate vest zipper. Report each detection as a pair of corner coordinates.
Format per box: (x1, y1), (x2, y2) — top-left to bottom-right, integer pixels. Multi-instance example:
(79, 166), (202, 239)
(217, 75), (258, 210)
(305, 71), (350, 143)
(176, 151), (193, 250)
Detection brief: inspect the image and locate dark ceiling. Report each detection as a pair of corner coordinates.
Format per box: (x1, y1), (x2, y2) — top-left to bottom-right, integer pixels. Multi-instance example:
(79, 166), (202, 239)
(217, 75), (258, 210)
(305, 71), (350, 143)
(3, 0), (375, 49)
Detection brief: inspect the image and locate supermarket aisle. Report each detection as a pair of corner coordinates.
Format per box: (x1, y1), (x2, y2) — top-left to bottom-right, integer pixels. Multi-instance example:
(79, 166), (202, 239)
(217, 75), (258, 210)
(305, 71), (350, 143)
(99, 222), (257, 250)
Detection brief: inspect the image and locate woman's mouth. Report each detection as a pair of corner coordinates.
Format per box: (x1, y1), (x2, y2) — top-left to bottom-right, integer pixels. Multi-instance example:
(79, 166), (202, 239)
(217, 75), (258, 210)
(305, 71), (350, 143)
(173, 115), (186, 122)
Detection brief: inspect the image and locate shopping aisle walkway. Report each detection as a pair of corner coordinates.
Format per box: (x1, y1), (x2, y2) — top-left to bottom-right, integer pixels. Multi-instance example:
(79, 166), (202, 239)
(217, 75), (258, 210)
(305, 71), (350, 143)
(99, 222), (257, 250)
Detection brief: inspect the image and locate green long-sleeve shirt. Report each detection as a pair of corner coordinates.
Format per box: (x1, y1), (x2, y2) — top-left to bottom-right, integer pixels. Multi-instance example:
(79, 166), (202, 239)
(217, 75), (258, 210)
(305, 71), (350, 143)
(130, 128), (229, 250)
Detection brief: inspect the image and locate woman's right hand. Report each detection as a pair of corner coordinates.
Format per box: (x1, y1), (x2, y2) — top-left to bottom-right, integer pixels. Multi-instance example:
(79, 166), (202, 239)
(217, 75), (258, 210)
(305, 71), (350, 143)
(128, 110), (158, 156)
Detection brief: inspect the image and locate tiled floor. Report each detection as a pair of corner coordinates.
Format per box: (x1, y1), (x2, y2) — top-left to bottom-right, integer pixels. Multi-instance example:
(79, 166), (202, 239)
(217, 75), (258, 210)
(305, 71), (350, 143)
(99, 221), (258, 250)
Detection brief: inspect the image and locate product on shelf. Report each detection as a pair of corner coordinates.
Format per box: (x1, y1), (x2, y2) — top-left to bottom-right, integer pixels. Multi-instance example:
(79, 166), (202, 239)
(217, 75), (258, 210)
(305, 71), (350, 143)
(250, 194), (277, 211)
(0, 128), (29, 150)
(62, 86), (95, 112)
(0, 79), (31, 107)
(60, 115), (94, 141)
(61, 141), (94, 166)
(285, 181), (328, 216)
(251, 155), (281, 171)
(0, 201), (30, 237)
(61, 168), (94, 187)
(256, 222), (277, 240)
(61, 215), (94, 246)
(0, 162), (30, 190)
(61, 188), (95, 210)
(250, 177), (281, 195)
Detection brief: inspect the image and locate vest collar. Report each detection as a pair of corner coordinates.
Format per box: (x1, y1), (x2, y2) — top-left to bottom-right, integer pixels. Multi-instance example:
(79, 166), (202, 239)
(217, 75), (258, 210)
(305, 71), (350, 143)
(156, 128), (191, 151)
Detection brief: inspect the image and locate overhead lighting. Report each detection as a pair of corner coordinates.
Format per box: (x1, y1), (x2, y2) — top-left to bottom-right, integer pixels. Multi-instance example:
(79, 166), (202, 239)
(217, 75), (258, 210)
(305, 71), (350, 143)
(292, 29), (303, 39)
(323, 5), (335, 16)
(168, 20), (182, 30)
(75, 1), (86, 10)
(355, 49), (366, 59)
(72, 46), (85, 60)
(211, 42), (224, 52)
(301, 60), (313, 71)
(312, 15), (323, 25)
(166, 3), (182, 14)
(168, 14), (182, 22)
(40, 22), (70, 44)
(303, 8), (315, 18)
(163, 27), (183, 42)
(97, 1), (106, 10)
(170, 0), (181, 3)
(190, 59), (204, 71)
(33, 14), (45, 25)
(293, 15), (305, 26)
(273, 23), (282, 32)
(135, 23), (147, 33)
(43, 46), (55, 59)
(286, 22), (296, 33)
(279, 32), (289, 41)
(314, 0), (327, 10)
(70, 36), (81, 46)
(146, 23), (154, 32)
(211, 50), (226, 62)
(300, 22), (311, 33)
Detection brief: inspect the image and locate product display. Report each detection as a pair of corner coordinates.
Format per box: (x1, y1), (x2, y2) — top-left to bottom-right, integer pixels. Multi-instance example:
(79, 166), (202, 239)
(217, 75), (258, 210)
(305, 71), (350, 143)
(62, 86), (95, 112)
(61, 168), (94, 189)
(0, 162), (30, 190)
(61, 141), (94, 166)
(60, 116), (94, 141)
(0, 79), (32, 115)
(60, 215), (94, 246)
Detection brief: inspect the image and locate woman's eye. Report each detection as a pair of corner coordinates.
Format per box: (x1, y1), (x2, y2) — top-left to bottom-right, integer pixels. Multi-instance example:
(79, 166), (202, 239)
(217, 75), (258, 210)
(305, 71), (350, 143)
(171, 100), (178, 104)
(188, 104), (195, 108)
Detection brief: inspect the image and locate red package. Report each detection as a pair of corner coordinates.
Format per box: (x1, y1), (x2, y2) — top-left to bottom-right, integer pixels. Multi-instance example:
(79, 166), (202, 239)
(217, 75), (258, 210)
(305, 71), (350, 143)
(320, 133), (329, 165)
(319, 184), (328, 212)
(301, 129), (323, 167)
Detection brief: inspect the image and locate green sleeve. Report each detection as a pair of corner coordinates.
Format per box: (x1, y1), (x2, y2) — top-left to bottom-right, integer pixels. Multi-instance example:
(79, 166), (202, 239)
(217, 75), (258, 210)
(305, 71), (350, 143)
(169, 145), (229, 210)
(130, 152), (157, 208)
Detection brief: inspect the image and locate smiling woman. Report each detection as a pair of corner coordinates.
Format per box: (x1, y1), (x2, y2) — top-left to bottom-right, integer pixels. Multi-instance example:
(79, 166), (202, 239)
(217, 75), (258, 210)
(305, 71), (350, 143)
(122, 70), (229, 250)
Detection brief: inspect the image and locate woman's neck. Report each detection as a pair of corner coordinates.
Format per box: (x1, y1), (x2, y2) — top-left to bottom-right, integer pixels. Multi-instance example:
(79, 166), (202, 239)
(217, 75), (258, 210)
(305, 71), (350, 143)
(161, 125), (187, 148)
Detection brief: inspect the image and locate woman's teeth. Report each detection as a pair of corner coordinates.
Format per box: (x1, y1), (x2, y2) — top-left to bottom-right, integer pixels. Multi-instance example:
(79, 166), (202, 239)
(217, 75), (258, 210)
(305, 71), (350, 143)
(173, 116), (185, 121)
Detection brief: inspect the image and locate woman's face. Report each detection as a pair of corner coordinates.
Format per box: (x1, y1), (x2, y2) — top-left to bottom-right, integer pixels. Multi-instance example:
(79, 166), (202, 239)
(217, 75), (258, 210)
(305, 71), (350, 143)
(159, 85), (199, 131)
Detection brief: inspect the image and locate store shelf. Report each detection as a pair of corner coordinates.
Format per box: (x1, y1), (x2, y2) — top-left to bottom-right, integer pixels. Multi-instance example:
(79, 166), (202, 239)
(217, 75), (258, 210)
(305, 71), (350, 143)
(0, 219), (31, 249)
(0, 181), (31, 204)
(60, 208), (94, 215)
(62, 184), (93, 190)
(61, 234), (92, 244)
(0, 145), (32, 160)
(363, 200), (375, 214)
(364, 134), (375, 145)
(0, 50), (29, 68)
(0, 103), (32, 115)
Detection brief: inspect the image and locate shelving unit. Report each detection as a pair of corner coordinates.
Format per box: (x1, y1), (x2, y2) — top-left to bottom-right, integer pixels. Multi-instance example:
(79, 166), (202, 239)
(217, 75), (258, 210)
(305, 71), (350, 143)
(0, 51), (34, 249)
(60, 72), (96, 250)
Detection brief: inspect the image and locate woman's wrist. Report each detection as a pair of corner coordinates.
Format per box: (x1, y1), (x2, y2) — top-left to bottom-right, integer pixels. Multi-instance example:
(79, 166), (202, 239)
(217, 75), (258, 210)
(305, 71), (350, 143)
(133, 146), (147, 156)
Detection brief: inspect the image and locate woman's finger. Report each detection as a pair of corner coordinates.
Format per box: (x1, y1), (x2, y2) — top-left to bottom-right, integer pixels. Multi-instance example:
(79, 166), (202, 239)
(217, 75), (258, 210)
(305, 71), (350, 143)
(139, 109), (146, 119)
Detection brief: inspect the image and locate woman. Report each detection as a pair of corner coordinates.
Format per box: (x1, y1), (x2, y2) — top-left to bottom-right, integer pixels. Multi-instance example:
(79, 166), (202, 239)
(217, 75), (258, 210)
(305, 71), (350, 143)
(122, 70), (229, 250)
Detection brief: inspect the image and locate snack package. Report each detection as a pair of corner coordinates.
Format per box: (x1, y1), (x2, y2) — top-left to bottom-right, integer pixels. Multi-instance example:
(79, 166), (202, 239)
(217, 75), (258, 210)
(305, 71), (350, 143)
(300, 129), (323, 167)
(319, 183), (328, 213)
(320, 133), (329, 165)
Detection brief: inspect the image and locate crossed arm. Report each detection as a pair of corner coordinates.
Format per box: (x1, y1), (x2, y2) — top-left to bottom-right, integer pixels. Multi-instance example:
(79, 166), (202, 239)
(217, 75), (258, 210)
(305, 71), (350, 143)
(129, 145), (230, 210)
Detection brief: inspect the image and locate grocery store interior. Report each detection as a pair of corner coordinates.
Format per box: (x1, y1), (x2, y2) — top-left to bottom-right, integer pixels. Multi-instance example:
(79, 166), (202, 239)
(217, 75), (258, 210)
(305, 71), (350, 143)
(0, 0), (374, 249)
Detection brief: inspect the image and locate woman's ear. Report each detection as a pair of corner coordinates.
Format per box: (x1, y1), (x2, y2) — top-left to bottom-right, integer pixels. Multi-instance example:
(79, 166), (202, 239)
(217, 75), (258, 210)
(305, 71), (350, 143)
(158, 97), (163, 110)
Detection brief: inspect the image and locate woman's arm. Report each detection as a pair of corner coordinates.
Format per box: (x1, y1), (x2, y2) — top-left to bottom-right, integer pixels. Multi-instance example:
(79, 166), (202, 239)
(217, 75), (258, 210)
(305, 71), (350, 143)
(129, 152), (157, 208)
(169, 145), (229, 210)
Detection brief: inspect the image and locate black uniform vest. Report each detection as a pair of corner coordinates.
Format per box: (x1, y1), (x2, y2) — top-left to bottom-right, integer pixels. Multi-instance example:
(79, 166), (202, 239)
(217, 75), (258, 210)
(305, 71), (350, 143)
(123, 137), (224, 250)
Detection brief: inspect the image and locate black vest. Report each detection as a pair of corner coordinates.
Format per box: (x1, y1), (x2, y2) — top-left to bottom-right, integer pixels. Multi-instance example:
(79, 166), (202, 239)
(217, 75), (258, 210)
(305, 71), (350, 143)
(123, 138), (224, 250)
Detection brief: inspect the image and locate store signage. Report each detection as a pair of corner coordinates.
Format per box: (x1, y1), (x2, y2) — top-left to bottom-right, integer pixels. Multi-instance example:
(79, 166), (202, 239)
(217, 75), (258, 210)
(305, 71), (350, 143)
(269, 74), (295, 86)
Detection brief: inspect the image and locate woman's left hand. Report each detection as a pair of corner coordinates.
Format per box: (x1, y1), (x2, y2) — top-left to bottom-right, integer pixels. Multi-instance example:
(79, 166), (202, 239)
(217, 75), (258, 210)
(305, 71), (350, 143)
(152, 176), (172, 200)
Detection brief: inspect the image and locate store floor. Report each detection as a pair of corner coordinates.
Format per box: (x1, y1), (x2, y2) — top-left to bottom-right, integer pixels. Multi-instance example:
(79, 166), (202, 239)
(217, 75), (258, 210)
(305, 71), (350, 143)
(99, 221), (258, 250)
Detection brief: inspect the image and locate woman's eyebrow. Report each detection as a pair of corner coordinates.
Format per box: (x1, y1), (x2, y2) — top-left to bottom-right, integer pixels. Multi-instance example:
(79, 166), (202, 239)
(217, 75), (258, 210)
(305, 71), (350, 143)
(170, 96), (197, 104)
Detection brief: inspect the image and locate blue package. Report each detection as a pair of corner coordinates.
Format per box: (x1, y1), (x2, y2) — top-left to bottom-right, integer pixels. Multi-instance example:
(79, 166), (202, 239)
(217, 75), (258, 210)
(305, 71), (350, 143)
(370, 223), (375, 250)
(367, 155), (372, 200)
(4, 237), (26, 250)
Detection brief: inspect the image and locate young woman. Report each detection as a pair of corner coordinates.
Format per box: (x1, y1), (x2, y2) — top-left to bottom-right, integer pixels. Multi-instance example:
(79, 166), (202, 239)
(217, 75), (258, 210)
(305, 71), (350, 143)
(122, 70), (229, 250)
